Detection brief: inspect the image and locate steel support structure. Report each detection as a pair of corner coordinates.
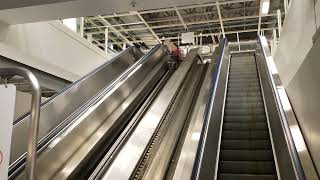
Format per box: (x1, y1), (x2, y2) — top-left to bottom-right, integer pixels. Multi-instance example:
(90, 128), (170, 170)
(79, 17), (84, 37)
(174, 6), (188, 30)
(216, 2), (225, 38)
(105, 28), (108, 53)
(258, 0), (262, 34)
(135, 11), (161, 43)
(93, 0), (256, 19)
(97, 15), (133, 46)
(237, 32), (241, 51)
(277, 9), (282, 38)
(85, 17), (123, 49)
(108, 27), (277, 44)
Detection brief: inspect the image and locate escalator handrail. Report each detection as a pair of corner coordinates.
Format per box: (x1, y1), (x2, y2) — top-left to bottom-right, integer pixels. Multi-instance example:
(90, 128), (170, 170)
(191, 38), (228, 179)
(257, 35), (306, 180)
(13, 46), (139, 125)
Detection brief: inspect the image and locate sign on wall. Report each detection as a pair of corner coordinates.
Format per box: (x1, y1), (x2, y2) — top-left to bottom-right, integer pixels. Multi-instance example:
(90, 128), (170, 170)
(181, 32), (195, 44)
(0, 84), (16, 179)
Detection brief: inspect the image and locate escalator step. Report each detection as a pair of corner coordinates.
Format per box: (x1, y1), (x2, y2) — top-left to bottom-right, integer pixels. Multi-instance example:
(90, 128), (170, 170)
(230, 64), (257, 67)
(217, 56), (277, 179)
(230, 68), (257, 72)
(223, 122), (268, 131)
(227, 97), (262, 103)
(222, 131), (270, 140)
(228, 79), (259, 83)
(228, 86), (261, 91)
(224, 108), (265, 115)
(229, 74), (258, 78)
(219, 161), (276, 174)
(221, 140), (271, 150)
(218, 173), (277, 180)
(224, 115), (266, 121)
(229, 69), (257, 75)
(220, 150), (274, 161)
(228, 83), (260, 88)
(225, 102), (264, 109)
(227, 92), (261, 97)
(227, 88), (261, 93)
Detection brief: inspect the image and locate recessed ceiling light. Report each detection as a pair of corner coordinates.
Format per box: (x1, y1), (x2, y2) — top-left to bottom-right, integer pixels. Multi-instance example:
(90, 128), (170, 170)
(261, 0), (270, 15)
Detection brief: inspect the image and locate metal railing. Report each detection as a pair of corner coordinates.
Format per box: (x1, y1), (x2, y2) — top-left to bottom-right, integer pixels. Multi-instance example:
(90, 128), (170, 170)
(0, 67), (41, 180)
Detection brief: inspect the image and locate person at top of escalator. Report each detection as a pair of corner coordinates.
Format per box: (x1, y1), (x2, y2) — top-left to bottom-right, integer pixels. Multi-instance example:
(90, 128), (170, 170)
(172, 45), (182, 61)
(164, 39), (181, 62)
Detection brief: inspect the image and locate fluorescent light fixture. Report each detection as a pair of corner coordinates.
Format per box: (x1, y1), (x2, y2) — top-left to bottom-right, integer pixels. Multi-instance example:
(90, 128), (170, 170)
(62, 18), (77, 32)
(261, 0), (270, 15)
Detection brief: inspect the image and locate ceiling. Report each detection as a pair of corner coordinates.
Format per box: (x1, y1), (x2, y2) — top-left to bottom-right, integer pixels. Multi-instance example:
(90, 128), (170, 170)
(83, 0), (285, 52)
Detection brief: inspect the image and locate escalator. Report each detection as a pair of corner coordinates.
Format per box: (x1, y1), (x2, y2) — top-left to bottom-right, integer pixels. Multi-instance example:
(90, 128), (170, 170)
(189, 37), (318, 180)
(218, 53), (277, 179)
(8, 45), (171, 179)
(6, 36), (318, 180)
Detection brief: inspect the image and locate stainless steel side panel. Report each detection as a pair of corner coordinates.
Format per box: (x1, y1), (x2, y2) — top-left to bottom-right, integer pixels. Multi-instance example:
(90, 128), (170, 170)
(192, 39), (230, 179)
(171, 59), (215, 180)
(256, 39), (299, 180)
(101, 49), (198, 180)
(9, 47), (144, 167)
(14, 45), (169, 180)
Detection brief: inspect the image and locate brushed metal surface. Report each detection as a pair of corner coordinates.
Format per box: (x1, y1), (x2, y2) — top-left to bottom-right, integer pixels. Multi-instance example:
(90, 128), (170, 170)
(101, 49), (196, 180)
(140, 54), (207, 180)
(0, 67), (42, 180)
(256, 37), (300, 180)
(286, 34), (320, 177)
(9, 47), (144, 172)
(12, 45), (169, 179)
(171, 58), (215, 180)
(192, 39), (230, 179)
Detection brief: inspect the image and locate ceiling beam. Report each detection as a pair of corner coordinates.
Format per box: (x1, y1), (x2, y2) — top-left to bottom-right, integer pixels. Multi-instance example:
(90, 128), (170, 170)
(92, 0), (256, 19)
(93, 21), (277, 42)
(85, 17), (122, 49)
(87, 13), (278, 34)
(107, 27), (277, 44)
(174, 6), (188, 30)
(97, 15), (134, 46)
(135, 11), (161, 43)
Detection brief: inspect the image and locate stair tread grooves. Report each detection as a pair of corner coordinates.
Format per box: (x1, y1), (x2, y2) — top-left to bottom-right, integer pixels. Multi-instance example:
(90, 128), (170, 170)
(218, 161), (276, 174)
(222, 140), (271, 150)
(220, 150), (274, 161)
(222, 131), (270, 140)
(218, 57), (277, 178)
(218, 173), (277, 180)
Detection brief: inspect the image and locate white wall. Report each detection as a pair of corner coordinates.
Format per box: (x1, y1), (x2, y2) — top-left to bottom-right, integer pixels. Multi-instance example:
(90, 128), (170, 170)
(274, 0), (320, 173)
(274, 0), (317, 87)
(14, 91), (47, 120)
(0, 21), (115, 81)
